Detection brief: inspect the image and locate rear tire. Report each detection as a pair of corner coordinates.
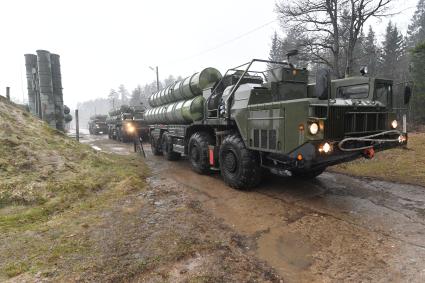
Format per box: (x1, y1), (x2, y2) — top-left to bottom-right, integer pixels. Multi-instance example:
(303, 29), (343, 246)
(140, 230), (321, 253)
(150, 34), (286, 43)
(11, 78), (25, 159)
(291, 167), (326, 179)
(219, 134), (262, 189)
(188, 132), (213, 174)
(161, 132), (180, 161)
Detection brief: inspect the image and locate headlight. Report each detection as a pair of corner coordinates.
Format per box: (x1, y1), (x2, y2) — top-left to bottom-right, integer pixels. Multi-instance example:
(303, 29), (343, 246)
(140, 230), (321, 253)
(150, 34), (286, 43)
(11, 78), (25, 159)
(391, 120), (398, 129)
(127, 125), (135, 133)
(309, 122), (319, 135)
(319, 142), (332, 154)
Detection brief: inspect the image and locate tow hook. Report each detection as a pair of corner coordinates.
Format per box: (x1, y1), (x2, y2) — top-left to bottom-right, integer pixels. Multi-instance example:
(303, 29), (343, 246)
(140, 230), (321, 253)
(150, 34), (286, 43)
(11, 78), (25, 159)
(363, 148), (375, 159)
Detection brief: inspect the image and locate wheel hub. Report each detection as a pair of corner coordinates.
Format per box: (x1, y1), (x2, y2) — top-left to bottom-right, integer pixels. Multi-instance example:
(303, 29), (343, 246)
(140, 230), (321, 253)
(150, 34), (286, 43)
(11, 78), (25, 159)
(223, 151), (237, 173)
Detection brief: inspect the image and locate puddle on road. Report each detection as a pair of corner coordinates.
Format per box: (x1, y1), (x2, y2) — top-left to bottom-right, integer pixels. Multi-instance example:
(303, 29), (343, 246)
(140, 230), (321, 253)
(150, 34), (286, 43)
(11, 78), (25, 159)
(258, 228), (314, 282)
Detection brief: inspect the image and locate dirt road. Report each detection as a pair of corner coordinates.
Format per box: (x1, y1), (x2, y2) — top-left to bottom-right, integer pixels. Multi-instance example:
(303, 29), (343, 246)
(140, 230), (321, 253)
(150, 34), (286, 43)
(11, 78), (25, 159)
(82, 133), (425, 282)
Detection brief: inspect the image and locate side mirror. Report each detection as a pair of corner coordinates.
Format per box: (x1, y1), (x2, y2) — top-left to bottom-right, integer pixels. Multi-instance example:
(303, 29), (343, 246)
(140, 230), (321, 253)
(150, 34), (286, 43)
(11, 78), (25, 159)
(315, 68), (331, 100)
(404, 85), (412, 104)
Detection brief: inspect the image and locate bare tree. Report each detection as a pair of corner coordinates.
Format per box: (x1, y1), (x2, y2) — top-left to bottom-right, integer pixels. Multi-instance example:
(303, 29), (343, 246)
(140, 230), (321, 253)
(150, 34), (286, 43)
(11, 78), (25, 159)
(276, 0), (392, 78)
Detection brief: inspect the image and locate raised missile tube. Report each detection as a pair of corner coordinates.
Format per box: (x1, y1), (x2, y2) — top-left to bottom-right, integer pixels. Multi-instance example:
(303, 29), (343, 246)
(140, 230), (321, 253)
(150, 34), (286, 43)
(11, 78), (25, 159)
(144, 96), (205, 124)
(24, 54), (38, 116)
(148, 67), (222, 107)
(50, 54), (65, 131)
(36, 50), (56, 128)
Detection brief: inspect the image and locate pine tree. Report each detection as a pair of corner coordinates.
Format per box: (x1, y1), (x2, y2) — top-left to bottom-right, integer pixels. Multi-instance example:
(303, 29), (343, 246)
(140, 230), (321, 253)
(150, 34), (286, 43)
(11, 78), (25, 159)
(362, 26), (379, 76)
(410, 42), (425, 122)
(108, 89), (119, 109)
(129, 85), (143, 106)
(118, 84), (129, 105)
(268, 32), (284, 69)
(407, 0), (425, 48)
(351, 29), (367, 75)
(379, 21), (404, 79)
(164, 75), (176, 87)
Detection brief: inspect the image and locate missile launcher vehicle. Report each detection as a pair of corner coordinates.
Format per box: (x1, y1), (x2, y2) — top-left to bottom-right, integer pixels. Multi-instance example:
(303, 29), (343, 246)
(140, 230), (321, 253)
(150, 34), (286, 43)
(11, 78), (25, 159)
(107, 105), (148, 142)
(147, 58), (411, 189)
(88, 114), (108, 135)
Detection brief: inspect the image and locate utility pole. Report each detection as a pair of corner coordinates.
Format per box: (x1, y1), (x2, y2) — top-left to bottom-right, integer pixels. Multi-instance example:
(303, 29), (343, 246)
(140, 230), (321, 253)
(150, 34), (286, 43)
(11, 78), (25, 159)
(149, 66), (160, 91)
(75, 109), (79, 142)
(156, 66), (159, 92)
(6, 87), (10, 101)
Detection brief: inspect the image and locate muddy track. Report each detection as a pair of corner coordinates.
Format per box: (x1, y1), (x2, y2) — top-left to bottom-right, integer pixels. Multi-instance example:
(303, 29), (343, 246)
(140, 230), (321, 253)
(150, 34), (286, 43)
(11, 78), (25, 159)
(83, 133), (425, 282)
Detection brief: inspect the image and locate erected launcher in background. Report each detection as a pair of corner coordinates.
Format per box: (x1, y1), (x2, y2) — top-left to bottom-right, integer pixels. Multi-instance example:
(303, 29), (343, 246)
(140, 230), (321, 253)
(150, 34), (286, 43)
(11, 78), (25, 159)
(24, 50), (72, 131)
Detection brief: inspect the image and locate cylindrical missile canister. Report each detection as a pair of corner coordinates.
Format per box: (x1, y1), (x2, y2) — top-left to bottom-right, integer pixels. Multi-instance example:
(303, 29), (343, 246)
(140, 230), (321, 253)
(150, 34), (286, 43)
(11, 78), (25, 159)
(148, 67), (221, 107)
(36, 50), (56, 128)
(144, 96), (205, 125)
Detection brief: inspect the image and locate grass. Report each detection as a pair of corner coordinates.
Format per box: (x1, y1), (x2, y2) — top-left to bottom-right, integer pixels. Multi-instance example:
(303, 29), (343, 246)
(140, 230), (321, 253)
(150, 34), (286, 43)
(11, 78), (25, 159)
(331, 132), (425, 187)
(0, 98), (148, 279)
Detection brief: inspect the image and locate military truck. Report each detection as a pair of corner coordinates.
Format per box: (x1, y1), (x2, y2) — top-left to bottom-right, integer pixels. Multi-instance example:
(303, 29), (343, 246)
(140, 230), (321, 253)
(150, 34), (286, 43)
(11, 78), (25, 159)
(88, 114), (108, 135)
(107, 105), (148, 142)
(145, 58), (411, 189)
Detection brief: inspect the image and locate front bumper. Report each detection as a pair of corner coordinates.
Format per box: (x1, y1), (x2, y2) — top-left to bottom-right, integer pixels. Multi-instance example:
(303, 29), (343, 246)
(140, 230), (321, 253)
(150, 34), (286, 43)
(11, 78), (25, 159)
(287, 131), (408, 170)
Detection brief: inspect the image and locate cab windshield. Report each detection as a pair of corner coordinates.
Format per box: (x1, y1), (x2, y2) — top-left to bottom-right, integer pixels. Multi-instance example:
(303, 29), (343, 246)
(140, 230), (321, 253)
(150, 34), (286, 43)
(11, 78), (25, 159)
(122, 113), (132, 120)
(375, 83), (392, 106)
(337, 84), (369, 99)
(133, 113), (144, 119)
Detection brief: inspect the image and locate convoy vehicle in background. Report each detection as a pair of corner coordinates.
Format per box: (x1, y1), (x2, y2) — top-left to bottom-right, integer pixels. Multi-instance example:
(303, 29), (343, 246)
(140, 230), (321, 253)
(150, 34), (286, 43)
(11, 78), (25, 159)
(107, 105), (148, 142)
(145, 56), (411, 189)
(88, 114), (108, 135)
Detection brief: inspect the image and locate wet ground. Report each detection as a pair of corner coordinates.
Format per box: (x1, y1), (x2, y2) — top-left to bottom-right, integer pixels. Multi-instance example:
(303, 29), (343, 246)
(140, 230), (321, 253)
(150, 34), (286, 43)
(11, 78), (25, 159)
(80, 132), (425, 282)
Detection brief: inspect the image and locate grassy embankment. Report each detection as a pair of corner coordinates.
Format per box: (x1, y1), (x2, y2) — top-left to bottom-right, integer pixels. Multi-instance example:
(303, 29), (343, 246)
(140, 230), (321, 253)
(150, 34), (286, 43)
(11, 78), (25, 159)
(332, 133), (425, 186)
(0, 97), (147, 279)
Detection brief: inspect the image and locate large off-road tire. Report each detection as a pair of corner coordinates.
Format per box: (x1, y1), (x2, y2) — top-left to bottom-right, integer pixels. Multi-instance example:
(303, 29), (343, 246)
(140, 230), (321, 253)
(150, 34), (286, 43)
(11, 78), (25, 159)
(150, 135), (162, 156)
(188, 132), (213, 174)
(219, 134), (262, 189)
(161, 132), (180, 161)
(291, 167), (326, 179)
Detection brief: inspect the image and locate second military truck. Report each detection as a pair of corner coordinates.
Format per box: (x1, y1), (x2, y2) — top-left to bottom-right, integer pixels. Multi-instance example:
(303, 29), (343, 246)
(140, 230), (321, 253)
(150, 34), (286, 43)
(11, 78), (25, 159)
(107, 105), (148, 142)
(88, 115), (108, 135)
(145, 58), (410, 189)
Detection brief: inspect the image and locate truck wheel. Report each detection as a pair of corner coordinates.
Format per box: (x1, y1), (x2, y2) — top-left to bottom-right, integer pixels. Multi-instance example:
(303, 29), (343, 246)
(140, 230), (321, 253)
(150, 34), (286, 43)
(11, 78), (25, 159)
(161, 133), (180, 161)
(151, 136), (162, 156)
(219, 134), (262, 189)
(291, 167), (326, 179)
(188, 132), (213, 174)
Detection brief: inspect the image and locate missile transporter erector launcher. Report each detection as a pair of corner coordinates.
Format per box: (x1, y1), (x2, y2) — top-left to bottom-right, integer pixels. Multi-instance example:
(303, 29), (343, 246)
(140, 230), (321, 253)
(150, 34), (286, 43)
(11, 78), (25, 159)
(88, 115), (108, 135)
(107, 105), (149, 142)
(147, 59), (411, 189)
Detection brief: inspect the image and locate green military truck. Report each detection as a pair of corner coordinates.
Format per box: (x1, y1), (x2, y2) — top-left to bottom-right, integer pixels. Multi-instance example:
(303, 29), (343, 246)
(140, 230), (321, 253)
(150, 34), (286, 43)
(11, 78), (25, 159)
(145, 58), (411, 189)
(88, 114), (108, 135)
(107, 105), (148, 142)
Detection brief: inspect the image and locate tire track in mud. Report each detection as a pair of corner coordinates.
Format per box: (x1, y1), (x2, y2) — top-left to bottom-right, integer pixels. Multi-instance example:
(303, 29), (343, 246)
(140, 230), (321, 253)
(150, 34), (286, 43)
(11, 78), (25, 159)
(144, 154), (425, 282)
(85, 136), (425, 282)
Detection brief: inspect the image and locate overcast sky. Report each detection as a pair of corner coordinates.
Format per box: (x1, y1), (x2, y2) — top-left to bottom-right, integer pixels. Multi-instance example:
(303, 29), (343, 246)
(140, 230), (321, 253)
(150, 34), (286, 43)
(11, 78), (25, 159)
(0, 0), (417, 109)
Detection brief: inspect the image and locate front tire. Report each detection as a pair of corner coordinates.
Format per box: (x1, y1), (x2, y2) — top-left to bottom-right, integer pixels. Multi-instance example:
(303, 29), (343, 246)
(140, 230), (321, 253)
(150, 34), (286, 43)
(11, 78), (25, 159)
(188, 132), (213, 174)
(219, 134), (262, 189)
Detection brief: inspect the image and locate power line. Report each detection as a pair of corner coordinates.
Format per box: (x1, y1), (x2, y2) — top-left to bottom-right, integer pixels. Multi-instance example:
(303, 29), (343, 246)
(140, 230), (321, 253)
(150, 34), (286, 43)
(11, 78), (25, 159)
(171, 18), (278, 64)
